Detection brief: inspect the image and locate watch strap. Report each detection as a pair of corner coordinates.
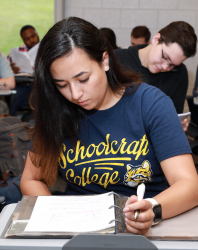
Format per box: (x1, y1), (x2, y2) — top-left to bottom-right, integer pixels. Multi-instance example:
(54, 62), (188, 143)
(145, 198), (162, 225)
(145, 198), (159, 207)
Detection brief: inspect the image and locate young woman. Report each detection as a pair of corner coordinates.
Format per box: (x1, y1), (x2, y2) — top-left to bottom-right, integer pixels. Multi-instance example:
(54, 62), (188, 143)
(21, 17), (198, 235)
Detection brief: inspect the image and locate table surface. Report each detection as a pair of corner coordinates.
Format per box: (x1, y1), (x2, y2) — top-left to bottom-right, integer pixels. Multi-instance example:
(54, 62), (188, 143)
(0, 90), (16, 95)
(14, 74), (34, 84)
(0, 204), (198, 250)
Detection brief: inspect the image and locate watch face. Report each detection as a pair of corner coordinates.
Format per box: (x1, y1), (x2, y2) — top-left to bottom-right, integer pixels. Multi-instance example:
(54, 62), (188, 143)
(153, 204), (162, 223)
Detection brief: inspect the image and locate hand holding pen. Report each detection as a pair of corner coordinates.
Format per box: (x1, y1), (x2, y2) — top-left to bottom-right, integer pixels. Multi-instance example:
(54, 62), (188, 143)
(123, 182), (153, 234)
(134, 183), (145, 219)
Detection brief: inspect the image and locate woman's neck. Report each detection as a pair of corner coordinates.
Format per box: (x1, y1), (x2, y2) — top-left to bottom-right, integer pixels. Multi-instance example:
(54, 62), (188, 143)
(98, 87), (125, 111)
(138, 44), (151, 69)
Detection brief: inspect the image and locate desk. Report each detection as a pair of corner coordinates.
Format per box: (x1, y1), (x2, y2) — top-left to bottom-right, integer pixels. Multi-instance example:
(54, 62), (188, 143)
(14, 74), (33, 84)
(0, 204), (198, 250)
(0, 90), (16, 96)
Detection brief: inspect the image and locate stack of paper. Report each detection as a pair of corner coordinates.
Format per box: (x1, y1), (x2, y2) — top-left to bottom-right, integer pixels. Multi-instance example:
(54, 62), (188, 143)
(25, 194), (115, 233)
(10, 43), (39, 74)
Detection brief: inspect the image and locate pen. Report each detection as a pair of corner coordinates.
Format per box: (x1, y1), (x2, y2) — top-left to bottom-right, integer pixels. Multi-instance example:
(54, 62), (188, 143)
(134, 183), (145, 220)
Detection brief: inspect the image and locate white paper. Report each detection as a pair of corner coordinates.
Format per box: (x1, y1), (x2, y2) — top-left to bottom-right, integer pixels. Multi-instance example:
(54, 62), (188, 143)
(27, 43), (39, 68)
(10, 43), (39, 74)
(10, 48), (33, 74)
(25, 193), (115, 233)
(178, 112), (191, 121)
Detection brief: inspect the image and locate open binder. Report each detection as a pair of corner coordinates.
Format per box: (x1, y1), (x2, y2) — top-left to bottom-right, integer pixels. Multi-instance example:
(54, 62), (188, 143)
(4, 192), (128, 239)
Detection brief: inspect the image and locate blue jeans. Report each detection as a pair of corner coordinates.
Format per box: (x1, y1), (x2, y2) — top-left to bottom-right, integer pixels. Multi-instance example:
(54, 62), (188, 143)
(9, 84), (32, 116)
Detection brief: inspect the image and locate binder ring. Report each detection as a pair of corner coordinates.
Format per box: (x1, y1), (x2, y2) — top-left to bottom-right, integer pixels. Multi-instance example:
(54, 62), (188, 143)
(109, 205), (123, 213)
(108, 191), (121, 198)
(109, 219), (124, 231)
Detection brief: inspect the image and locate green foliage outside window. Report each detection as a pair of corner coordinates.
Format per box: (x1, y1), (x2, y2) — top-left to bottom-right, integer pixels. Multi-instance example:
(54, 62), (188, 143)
(0, 0), (54, 55)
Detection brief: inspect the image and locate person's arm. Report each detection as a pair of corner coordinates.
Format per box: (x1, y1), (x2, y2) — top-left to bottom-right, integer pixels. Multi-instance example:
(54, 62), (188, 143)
(171, 64), (188, 114)
(0, 76), (15, 89)
(166, 64), (189, 131)
(154, 154), (198, 218)
(123, 88), (198, 235)
(123, 153), (198, 234)
(162, 65), (188, 131)
(172, 65), (189, 131)
(20, 151), (52, 196)
(0, 52), (15, 89)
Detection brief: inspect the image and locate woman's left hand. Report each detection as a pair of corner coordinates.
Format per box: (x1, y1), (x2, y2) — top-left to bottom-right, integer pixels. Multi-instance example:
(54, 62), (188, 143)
(123, 195), (154, 235)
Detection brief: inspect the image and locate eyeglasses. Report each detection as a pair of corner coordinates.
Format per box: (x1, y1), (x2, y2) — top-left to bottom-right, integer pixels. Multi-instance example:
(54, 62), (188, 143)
(161, 44), (175, 68)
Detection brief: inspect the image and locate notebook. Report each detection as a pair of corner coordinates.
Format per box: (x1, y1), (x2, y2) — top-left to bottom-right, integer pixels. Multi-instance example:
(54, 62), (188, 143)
(4, 192), (128, 239)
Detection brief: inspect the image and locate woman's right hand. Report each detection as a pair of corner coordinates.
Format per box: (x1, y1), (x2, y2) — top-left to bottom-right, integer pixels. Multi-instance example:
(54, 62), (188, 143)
(123, 195), (154, 235)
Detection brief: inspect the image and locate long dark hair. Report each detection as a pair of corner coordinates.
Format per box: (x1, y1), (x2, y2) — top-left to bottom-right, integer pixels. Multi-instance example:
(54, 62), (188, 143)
(99, 27), (120, 50)
(29, 17), (141, 186)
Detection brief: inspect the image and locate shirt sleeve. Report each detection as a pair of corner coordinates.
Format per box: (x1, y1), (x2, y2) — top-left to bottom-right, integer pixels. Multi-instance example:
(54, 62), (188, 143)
(142, 87), (191, 163)
(0, 53), (14, 78)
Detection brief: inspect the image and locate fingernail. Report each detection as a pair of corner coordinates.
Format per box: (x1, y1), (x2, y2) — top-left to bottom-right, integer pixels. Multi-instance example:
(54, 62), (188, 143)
(123, 207), (129, 212)
(125, 217), (128, 222)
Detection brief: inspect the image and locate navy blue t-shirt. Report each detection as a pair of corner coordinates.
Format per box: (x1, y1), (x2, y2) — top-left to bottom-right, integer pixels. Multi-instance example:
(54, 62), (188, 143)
(58, 83), (191, 198)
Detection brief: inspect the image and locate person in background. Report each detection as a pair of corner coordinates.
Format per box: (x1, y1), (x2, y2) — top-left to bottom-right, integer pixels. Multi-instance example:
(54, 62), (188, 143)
(7, 25), (39, 116)
(0, 52), (15, 115)
(21, 17), (198, 235)
(100, 27), (120, 50)
(115, 21), (197, 132)
(7, 25), (39, 74)
(131, 26), (151, 46)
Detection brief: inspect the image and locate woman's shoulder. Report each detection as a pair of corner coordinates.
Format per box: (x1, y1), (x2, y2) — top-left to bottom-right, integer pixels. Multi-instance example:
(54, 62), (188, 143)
(133, 83), (167, 99)
(125, 83), (171, 113)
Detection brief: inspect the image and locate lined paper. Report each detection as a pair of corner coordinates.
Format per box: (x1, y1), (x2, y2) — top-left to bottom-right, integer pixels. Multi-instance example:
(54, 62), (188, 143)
(25, 193), (115, 233)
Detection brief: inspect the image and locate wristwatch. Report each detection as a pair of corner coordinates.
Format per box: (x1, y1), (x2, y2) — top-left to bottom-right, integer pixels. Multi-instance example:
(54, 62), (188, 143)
(145, 198), (162, 225)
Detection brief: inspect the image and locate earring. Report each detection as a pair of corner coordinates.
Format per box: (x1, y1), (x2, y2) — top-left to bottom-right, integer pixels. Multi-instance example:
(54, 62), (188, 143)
(105, 66), (108, 69)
